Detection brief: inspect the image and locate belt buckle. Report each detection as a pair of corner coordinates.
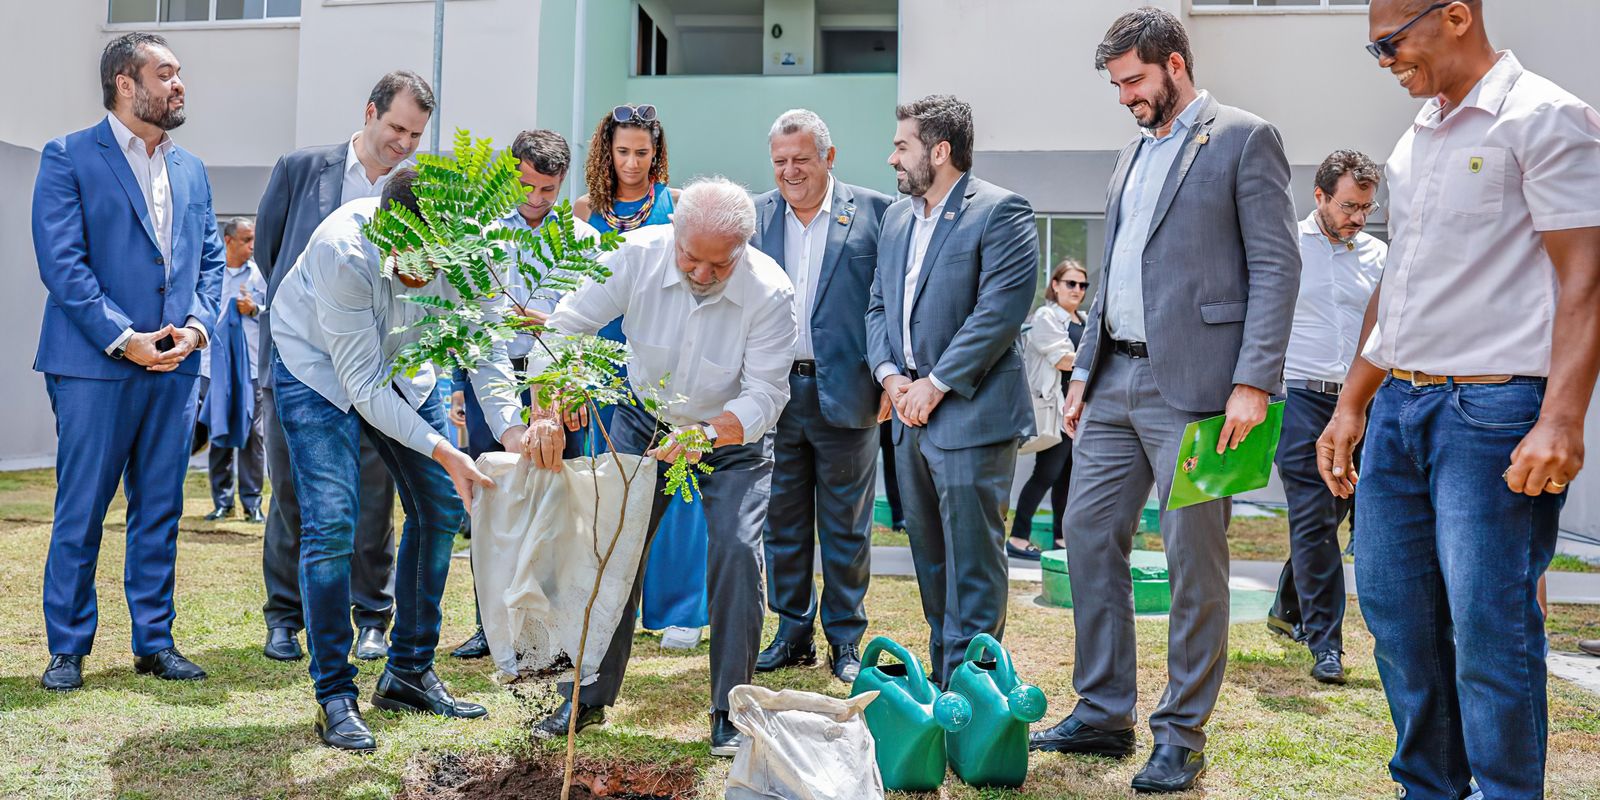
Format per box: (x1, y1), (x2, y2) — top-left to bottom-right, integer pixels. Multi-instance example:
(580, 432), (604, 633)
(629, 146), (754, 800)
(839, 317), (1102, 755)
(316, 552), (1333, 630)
(1408, 370), (1428, 388)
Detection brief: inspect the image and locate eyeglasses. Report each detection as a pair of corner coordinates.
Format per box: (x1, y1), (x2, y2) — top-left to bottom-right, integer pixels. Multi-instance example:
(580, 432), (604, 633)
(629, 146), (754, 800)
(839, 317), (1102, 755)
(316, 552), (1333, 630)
(1366, 1), (1452, 60)
(1335, 200), (1382, 215)
(612, 104), (657, 123)
(1055, 279), (1090, 290)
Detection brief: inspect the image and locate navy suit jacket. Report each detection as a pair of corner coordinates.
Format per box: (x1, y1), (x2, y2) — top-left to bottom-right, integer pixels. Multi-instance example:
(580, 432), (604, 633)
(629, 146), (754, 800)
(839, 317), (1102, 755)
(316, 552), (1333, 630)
(253, 141), (348, 375)
(867, 173), (1039, 450)
(32, 118), (224, 380)
(752, 180), (893, 429)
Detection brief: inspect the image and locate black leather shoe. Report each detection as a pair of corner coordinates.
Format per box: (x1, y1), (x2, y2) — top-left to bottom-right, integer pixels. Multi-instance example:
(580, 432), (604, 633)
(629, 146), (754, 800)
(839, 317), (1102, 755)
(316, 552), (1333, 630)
(1581, 639), (1600, 658)
(829, 642), (862, 683)
(534, 699), (605, 738)
(710, 709), (743, 757)
(450, 628), (490, 659)
(1029, 714), (1135, 758)
(243, 507), (265, 523)
(353, 627), (388, 661)
(41, 654), (84, 691)
(371, 667), (487, 718)
(316, 697), (376, 752)
(1131, 744), (1206, 793)
(134, 647), (207, 681)
(203, 506), (234, 521)
(1265, 614), (1306, 643)
(755, 637), (817, 672)
(264, 627), (304, 661)
(1311, 650), (1346, 685)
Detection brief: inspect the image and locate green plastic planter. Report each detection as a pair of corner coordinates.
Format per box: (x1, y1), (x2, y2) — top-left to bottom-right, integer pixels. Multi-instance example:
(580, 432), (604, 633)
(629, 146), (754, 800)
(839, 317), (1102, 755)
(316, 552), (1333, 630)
(1039, 548), (1172, 614)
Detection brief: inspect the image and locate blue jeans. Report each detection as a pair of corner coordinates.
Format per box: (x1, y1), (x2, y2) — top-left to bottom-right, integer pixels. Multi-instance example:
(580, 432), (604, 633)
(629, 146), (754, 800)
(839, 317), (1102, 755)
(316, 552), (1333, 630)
(273, 358), (464, 703)
(1356, 377), (1560, 799)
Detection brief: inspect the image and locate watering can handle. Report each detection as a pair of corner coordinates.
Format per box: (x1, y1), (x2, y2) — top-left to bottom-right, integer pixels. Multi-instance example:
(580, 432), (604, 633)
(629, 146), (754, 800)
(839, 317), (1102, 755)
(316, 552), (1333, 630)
(861, 636), (935, 701)
(961, 633), (1020, 688)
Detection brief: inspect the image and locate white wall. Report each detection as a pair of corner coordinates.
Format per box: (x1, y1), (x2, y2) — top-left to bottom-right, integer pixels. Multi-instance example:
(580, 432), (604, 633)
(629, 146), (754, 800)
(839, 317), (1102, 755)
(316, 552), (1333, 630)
(0, 0), (299, 167)
(763, 0), (817, 75)
(293, 0), (541, 151)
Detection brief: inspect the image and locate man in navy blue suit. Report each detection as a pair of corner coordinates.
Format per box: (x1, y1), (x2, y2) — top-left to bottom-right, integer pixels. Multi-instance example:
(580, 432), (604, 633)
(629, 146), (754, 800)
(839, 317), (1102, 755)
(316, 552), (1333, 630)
(32, 32), (225, 691)
(751, 109), (892, 683)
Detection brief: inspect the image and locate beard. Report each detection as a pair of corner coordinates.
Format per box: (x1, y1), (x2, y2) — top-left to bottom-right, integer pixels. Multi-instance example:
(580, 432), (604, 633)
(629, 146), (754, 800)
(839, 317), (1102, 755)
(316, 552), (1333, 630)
(1317, 207), (1358, 243)
(134, 83), (186, 131)
(895, 155), (936, 197)
(1133, 71), (1180, 132)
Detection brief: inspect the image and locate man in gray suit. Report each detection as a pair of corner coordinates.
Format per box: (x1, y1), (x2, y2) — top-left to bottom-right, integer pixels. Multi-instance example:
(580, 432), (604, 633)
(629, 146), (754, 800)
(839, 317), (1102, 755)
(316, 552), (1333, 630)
(751, 109), (893, 683)
(254, 71), (432, 662)
(866, 94), (1039, 686)
(1029, 9), (1299, 794)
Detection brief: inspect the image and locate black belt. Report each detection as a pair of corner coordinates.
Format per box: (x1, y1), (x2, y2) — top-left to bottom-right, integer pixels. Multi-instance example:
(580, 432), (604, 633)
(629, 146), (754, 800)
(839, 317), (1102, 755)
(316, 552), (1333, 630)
(1286, 378), (1342, 395)
(1112, 340), (1149, 358)
(791, 360), (817, 377)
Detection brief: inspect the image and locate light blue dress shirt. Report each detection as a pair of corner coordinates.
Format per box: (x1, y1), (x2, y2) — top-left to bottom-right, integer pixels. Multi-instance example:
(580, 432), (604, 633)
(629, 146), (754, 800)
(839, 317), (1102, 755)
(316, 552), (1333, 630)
(1101, 91), (1210, 346)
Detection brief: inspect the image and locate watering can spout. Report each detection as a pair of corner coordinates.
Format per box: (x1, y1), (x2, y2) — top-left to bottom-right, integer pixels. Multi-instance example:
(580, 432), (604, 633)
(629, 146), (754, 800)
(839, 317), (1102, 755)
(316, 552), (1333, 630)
(1007, 684), (1047, 723)
(933, 691), (972, 732)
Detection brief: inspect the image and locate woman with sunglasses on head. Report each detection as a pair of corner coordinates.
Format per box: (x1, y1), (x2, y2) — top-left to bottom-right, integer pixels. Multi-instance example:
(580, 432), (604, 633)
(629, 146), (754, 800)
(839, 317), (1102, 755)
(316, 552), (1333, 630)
(1007, 259), (1090, 560)
(574, 104), (679, 235)
(574, 104), (708, 651)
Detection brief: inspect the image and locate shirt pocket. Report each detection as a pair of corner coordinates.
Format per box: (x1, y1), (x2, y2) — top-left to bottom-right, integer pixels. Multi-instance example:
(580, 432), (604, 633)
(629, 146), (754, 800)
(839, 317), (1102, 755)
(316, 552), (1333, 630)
(700, 351), (742, 398)
(1438, 147), (1507, 216)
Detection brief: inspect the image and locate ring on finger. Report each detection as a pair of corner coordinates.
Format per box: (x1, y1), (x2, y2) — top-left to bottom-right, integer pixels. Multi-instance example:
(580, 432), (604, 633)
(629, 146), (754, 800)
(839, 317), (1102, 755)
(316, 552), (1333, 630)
(1548, 478), (1568, 489)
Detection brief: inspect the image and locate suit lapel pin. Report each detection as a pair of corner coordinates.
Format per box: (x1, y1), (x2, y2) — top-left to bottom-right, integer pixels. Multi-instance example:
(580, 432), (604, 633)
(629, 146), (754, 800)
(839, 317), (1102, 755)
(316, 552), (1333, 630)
(942, 211), (956, 221)
(1195, 132), (1210, 145)
(837, 204), (853, 226)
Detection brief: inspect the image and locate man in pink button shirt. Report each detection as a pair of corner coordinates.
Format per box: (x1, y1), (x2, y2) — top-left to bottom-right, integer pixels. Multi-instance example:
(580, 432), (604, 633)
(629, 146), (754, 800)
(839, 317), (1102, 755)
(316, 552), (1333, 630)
(1319, 2), (1600, 797)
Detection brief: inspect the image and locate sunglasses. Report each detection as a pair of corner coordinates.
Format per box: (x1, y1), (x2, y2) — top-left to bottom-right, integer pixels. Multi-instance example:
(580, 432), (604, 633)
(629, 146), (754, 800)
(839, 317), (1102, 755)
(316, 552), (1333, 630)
(1366, 1), (1452, 60)
(612, 104), (657, 123)
(1056, 279), (1089, 290)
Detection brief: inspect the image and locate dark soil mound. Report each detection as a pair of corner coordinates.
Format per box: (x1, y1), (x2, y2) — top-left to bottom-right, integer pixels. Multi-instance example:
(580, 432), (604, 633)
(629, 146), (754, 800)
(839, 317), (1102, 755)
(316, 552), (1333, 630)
(400, 751), (697, 800)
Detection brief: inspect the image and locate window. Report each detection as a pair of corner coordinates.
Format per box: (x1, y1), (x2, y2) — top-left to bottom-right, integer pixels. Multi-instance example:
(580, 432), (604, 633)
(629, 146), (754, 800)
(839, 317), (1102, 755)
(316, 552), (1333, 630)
(1194, 0), (1365, 7)
(1033, 216), (1092, 310)
(108, 0), (300, 24)
(820, 29), (897, 74)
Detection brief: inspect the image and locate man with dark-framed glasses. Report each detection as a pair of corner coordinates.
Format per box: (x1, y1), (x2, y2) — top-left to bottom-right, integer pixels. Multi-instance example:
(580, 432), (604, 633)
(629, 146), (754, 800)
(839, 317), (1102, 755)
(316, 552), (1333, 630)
(1319, 1), (1600, 796)
(1264, 150), (1385, 687)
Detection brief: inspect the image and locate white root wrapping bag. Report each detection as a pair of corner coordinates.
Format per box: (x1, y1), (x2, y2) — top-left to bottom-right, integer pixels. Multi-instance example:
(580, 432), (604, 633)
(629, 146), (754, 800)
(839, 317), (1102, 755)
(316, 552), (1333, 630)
(470, 451), (657, 684)
(724, 685), (884, 800)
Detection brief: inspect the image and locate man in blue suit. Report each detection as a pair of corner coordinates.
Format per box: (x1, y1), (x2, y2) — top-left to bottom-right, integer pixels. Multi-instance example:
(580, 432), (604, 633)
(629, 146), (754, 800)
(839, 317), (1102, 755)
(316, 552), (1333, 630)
(866, 95), (1039, 685)
(33, 32), (224, 691)
(752, 109), (892, 683)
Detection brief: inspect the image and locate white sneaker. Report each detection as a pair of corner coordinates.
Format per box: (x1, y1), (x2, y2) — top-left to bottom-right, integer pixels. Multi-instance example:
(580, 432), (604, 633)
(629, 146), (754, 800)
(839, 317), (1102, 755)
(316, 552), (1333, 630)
(660, 626), (703, 650)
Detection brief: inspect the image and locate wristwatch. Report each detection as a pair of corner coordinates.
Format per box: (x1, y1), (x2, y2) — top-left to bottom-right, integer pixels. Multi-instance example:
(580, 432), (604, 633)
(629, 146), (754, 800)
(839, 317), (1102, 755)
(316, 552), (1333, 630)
(699, 423), (719, 445)
(110, 341), (128, 360)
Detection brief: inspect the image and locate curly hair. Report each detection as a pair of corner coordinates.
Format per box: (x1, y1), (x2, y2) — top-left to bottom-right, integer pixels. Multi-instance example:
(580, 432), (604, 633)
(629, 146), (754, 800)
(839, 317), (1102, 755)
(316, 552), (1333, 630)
(582, 111), (670, 217)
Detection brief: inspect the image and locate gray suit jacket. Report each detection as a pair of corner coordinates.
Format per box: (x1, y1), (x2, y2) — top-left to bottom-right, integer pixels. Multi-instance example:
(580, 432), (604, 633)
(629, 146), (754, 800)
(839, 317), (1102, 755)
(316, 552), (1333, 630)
(866, 173), (1039, 450)
(753, 181), (893, 429)
(1076, 95), (1300, 413)
(254, 142), (347, 376)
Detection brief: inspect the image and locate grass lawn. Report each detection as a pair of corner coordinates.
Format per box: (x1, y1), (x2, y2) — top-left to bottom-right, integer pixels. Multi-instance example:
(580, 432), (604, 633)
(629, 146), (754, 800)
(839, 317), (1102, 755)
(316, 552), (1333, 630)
(2, 469), (1598, 799)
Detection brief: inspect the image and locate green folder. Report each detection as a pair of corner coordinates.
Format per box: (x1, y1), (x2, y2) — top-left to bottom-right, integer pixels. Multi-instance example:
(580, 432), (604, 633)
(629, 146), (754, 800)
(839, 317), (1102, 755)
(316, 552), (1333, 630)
(1167, 401), (1285, 511)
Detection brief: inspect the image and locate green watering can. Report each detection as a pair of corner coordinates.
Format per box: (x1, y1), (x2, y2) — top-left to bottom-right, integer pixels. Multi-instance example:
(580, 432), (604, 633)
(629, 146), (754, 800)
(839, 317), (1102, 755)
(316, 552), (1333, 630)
(943, 633), (1048, 788)
(849, 636), (973, 792)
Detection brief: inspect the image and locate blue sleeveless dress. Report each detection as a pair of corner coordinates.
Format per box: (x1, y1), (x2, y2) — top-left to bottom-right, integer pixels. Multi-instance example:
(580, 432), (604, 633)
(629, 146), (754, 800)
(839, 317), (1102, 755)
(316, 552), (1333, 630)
(588, 185), (709, 632)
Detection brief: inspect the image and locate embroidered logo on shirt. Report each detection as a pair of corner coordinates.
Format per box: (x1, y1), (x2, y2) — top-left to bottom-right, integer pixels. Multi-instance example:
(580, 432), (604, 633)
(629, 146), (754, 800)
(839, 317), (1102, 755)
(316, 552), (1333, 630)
(1469, 156), (1484, 174)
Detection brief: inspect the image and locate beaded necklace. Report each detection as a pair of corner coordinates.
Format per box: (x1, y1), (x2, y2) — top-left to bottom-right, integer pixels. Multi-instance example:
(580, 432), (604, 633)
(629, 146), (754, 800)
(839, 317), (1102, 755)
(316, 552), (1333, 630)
(600, 185), (658, 233)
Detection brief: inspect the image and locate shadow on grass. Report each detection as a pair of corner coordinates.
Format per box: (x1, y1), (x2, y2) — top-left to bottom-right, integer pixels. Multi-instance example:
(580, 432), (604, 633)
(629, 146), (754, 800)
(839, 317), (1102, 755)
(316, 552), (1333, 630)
(108, 722), (399, 800)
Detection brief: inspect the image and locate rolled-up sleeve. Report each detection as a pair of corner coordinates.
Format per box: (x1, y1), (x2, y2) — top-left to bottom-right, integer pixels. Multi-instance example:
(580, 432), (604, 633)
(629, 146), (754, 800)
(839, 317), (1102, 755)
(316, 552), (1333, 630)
(308, 243), (445, 455)
(724, 285), (797, 442)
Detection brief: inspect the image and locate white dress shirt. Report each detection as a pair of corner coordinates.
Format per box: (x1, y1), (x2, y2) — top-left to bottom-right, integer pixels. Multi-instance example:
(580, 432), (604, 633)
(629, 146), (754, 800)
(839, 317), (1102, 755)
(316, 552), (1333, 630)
(1285, 214), (1385, 384)
(494, 208), (602, 360)
(1363, 51), (1600, 376)
(783, 176), (834, 360)
(539, 224), (797, 443)
(272, 197), (522, 456)
(104, 112), (207, 354)
(342, 133), (405, 205)
(199, 259), (267, 381)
